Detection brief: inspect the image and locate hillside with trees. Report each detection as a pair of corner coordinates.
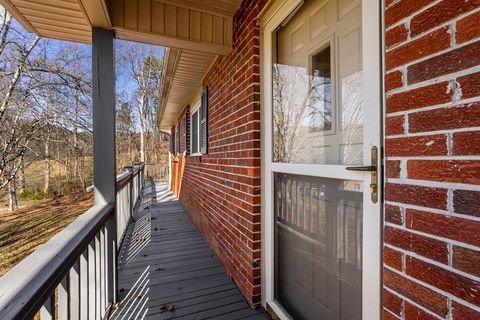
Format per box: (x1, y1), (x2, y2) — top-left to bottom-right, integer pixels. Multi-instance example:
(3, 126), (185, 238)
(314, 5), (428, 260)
(0, 8), (168, 211)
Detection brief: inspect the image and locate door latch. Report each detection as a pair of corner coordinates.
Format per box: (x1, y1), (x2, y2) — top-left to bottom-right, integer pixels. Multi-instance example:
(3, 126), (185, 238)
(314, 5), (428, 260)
(345, 146), (378, 203)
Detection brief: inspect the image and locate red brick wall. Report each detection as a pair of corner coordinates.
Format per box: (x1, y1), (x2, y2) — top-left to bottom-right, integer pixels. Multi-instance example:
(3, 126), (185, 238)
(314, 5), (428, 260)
(177, 0), (265, 307)
(384, 1), (480, 319)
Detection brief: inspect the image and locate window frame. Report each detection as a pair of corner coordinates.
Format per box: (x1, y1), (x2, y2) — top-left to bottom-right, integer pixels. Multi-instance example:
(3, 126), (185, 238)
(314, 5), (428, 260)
(190, 100), (202, 156)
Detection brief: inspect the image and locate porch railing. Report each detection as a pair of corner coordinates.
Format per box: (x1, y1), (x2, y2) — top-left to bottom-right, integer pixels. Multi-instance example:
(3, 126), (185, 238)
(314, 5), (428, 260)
(116, 164), (144, 247)
(0, 163), (145, 320)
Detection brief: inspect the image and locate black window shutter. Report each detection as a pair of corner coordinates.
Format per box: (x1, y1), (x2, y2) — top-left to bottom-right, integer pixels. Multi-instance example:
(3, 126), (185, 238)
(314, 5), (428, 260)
(200, 86), (208, 154)
(175, 124), (180, 156)
(170, 127), (175, 154)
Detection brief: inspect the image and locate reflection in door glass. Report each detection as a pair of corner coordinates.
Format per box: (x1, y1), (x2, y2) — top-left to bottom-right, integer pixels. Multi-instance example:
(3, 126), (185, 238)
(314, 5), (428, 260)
(274, 173), (363, 320)
(272, 1), (364, 165)
(272, 47), (333, 164)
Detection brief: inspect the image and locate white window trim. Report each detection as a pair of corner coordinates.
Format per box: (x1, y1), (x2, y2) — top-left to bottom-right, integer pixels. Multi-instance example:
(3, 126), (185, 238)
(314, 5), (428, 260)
(190, 100), (202, 156)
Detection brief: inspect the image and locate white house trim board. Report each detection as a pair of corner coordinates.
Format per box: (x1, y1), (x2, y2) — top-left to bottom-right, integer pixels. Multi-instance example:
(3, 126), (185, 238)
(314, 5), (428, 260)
(260, 0), (383, 319)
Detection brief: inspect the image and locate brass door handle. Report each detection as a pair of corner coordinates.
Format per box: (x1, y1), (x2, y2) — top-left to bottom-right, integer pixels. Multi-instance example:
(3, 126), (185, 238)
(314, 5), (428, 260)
(345, 165), (376, 172)
(345, 146), (378, 203)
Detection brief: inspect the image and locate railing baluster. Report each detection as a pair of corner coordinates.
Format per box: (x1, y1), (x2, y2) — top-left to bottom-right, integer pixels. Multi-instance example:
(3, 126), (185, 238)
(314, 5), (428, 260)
(39, 293), (55, 320)
(0, 165), (146, 320)
(87, 240), (96, 320)
(69, 260), (80, 320)
(104, 225), (108, 310)
(58, 275), (69, 319)
(129, 179), (133, 219)
(106, 210), (117, 306)
(94, 234), (101, 318)
(100, 227), (106, 315)
(79, 250), (88, 320)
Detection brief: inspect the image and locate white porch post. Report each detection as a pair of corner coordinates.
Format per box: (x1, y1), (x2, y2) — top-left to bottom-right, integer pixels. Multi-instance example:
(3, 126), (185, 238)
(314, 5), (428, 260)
(92, 27), (117, 304)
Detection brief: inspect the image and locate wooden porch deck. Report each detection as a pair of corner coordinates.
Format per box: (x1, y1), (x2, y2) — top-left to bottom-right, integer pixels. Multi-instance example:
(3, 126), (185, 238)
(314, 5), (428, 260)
(110, 183), (270, 320)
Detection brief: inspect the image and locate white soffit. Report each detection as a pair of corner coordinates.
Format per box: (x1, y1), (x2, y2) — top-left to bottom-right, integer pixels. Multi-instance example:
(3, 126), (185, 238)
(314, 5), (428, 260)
(0, 0), (243, 54)
(158, 48), (217, 129)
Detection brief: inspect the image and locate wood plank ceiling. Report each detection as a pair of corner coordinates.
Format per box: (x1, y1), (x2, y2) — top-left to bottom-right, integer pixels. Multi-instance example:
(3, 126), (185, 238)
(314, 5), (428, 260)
(0, 0), (242, 54)
(157, 48), (217, 129)
(0, 0), (242, 128)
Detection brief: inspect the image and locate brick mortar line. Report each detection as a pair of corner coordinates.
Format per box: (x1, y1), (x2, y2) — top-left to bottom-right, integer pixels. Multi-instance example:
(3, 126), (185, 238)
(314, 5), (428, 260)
(383, 284), (445, 320)
(210, 111), (261, 128)
(384, 264), (480, 314)
(209, 136), (262, 149)
(386, 65), (480, 96)
(182, 174), (262, 217)
(211, 85), (261, 114)
(385, 156), (480, 160)
(210, 123), (261, 136)
(385, 178), (480, 191)
(384, 0), (442, 23)
(386, 7), (480, 53)
(187, 206), (261, 260)
(382, 306), (403, 319)
(384, 220), (480, 252)
(206, 147), (261, 156)
(182, 171), (261, 199)
(211, 114), (261, 133)
(182, 192), (261, 230)
(383, 200), (480, 223)
(385, 21), (453, 53)
(384, 2), (480, 33)
(211, 80), (261, 105)
(186, 162), (261, 169)
(385, 41), (480, 87)
(383, 285), (444, 320)
(385, 95), (479, 118)
(384, 126), (480, 138)
(185, 164), (261, 188)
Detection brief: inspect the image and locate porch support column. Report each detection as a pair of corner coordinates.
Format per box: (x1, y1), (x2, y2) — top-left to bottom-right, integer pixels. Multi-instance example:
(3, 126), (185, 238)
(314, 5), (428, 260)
(92, 27), (116, 205)
(92, 27), (117, 305)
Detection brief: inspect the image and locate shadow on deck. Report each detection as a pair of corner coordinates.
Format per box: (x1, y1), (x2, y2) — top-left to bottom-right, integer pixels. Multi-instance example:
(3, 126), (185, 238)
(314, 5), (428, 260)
(110, 182), (271, 320)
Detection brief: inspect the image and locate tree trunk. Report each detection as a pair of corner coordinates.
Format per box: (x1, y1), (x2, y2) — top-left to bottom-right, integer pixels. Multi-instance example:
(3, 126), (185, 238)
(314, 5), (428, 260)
(73, 97), (79, 179)
(128, 135), (133, 165)
(79, 155), (86, 192)
(18, 158), (25, 194)
(152, 129), (159, 163)
(44, 142), (50, 193)
(139, 92), (147, 163)
(8, 179), (17, 212)
(139, 119), (146, 163)
(65, 155), (70, 180)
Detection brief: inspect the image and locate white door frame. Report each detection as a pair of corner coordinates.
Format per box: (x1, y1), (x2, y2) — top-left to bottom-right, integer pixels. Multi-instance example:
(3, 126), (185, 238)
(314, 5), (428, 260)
(260, 0), (383, 319)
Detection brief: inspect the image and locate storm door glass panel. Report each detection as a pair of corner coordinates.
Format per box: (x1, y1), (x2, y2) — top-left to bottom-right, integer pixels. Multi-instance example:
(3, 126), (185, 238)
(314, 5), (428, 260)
(274, 173), (363, 320)
(272, 0), (363, 165)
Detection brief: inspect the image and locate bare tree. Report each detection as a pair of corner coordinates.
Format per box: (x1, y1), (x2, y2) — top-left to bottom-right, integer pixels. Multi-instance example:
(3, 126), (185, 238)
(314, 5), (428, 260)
(0, 9), (92, 209)
(117, 44), (162, 163)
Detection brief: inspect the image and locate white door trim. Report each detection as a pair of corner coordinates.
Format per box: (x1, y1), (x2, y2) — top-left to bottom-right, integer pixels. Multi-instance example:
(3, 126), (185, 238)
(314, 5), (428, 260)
(260, 0), (383, 319)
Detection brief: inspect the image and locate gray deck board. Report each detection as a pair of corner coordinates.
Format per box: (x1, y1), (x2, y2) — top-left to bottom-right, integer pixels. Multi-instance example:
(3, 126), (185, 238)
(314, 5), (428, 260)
(110, 183), (270, 320)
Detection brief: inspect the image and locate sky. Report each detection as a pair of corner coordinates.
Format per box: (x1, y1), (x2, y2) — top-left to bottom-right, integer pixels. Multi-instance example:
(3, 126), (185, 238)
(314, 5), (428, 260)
(0, 4), (165, 108)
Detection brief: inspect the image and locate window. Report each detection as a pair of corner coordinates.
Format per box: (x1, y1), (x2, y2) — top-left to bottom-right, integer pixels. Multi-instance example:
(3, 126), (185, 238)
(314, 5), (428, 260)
(200, 86), (208, 154)
(190, 86), (208, 155)
(191, 102), (200, 155)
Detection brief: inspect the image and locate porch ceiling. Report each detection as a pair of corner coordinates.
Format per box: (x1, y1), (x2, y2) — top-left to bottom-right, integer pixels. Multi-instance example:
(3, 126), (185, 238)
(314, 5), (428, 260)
(157, 47), (217, 129)
(0, 0), (241, 55)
